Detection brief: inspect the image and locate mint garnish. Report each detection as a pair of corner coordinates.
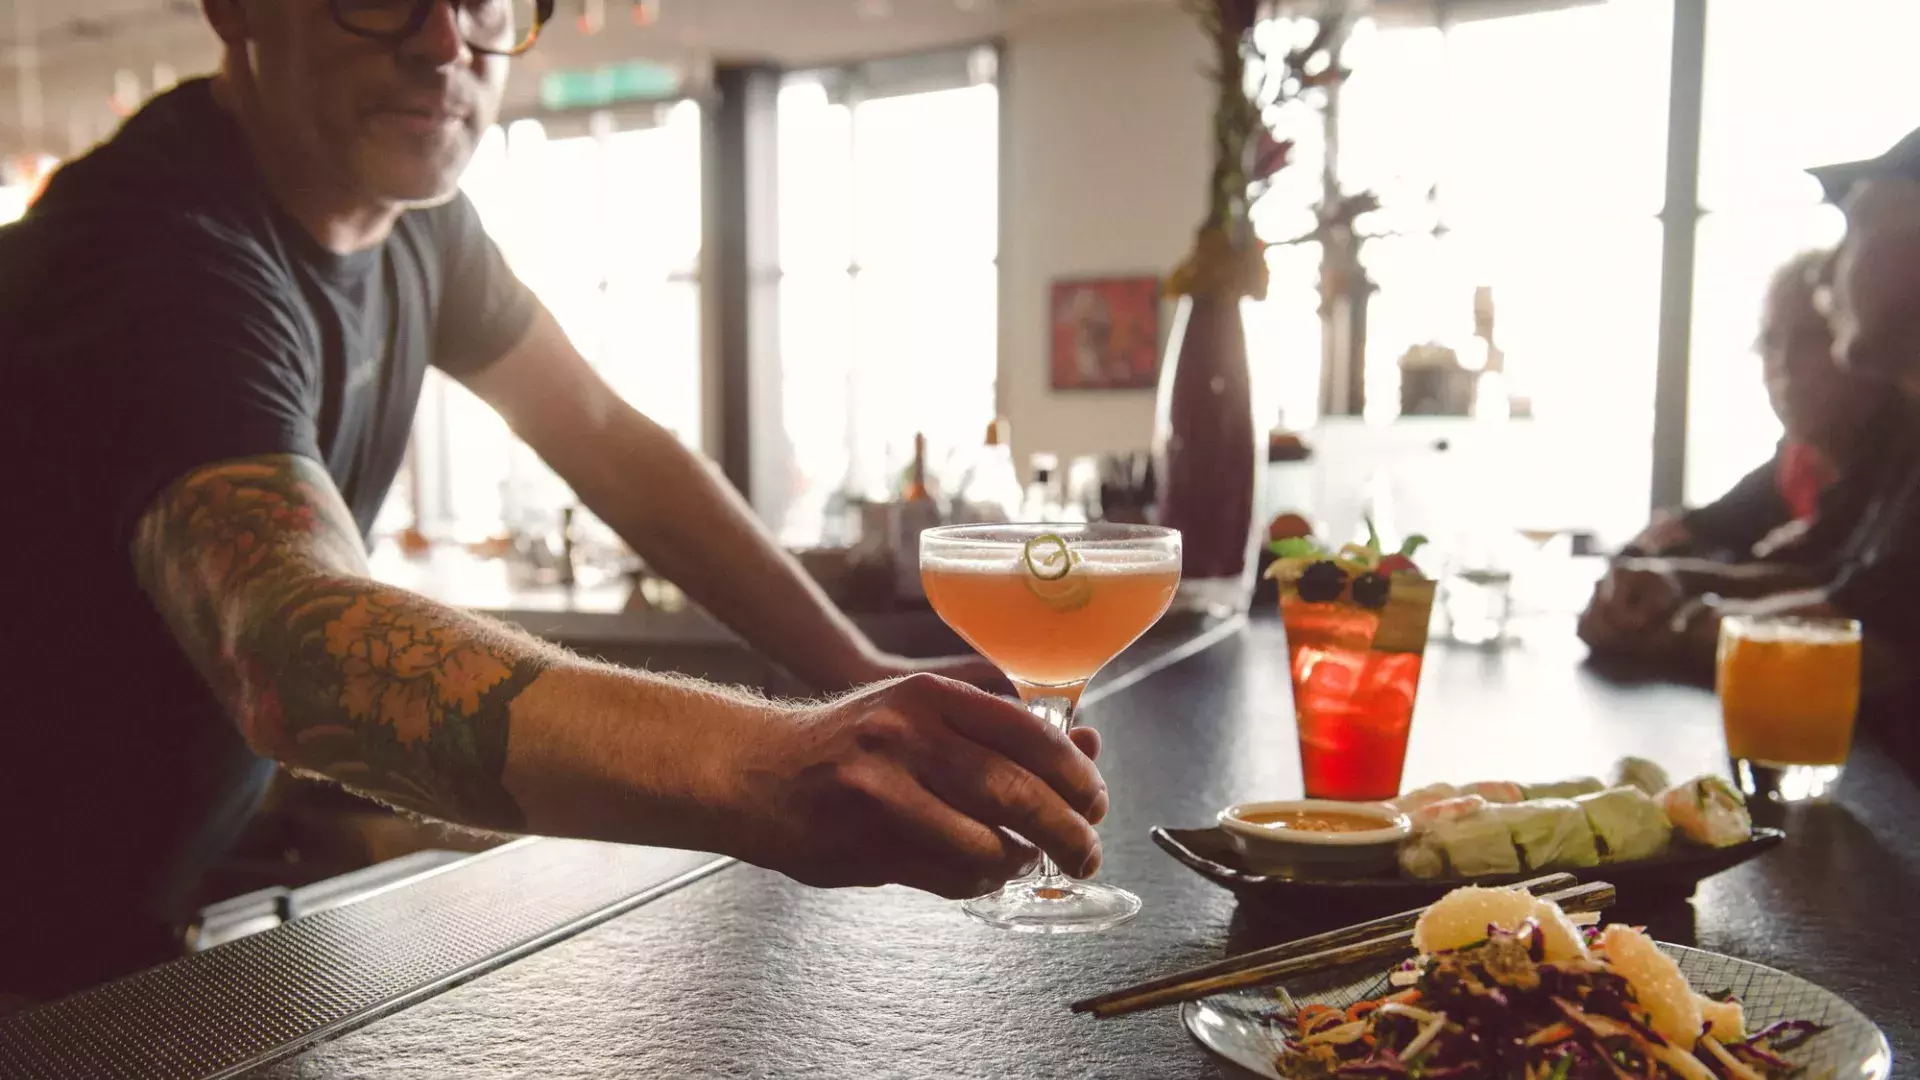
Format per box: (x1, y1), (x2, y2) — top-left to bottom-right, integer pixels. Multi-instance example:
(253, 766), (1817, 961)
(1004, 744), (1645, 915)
(1268, 537), (1324, 559)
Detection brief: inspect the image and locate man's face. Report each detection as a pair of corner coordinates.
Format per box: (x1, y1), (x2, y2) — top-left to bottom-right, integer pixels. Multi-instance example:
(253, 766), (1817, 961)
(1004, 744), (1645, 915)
(1761, 277), (1876, 455)
(1827, 179), (1920, 397)
(237, 0), (509, 206)
(1760, 276), (1836, 437)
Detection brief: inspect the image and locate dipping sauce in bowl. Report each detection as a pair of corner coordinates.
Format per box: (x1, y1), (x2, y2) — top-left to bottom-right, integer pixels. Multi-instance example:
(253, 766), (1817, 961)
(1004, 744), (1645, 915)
(1217, 799), (1410, 878)
(1239, 808), (1398, 833)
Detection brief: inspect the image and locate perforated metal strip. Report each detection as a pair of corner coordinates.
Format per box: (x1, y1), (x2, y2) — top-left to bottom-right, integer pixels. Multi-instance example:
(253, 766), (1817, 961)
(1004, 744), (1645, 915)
(0, 839), (731, 1080)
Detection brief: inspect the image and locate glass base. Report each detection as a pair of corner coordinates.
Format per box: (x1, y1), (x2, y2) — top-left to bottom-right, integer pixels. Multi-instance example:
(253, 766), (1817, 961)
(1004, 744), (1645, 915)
(1732, 759), (1844, 804)
(961, 878), (1142, 934)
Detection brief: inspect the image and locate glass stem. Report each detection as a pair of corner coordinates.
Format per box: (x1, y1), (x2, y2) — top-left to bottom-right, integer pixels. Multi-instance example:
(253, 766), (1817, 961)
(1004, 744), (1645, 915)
(1024, 694), (1076, 891)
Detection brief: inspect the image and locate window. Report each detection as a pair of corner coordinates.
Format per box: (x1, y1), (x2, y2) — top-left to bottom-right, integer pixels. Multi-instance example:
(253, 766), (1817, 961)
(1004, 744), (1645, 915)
(1248, 2), (1673, 544)
(391, 102), (704, 544)
(0, 153), (60, 226)
(0, 187), (26, 226)
(1684, 0), (1920, 505)
(768, 48), (1000, 545)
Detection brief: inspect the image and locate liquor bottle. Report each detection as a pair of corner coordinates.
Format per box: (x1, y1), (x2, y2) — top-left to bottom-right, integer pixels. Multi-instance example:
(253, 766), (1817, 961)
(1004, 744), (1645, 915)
(1022, 453), (1061, 522)
(891, 433), (943, 600)
(1471, 285), (1512, 421)
(952, 418), (1023, 523)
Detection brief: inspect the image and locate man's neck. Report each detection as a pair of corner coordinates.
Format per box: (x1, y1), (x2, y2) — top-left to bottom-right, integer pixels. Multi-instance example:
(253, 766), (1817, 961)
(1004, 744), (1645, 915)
(210, 73), (401, 256)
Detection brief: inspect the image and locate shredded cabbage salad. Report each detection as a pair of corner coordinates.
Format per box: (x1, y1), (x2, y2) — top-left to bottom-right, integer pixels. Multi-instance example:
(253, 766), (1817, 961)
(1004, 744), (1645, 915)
(1272, 924), (1826, 1079)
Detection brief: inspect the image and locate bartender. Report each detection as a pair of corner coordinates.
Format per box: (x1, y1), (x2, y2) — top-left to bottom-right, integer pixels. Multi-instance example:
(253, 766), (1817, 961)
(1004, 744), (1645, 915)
(0, 0), (1108, 1000)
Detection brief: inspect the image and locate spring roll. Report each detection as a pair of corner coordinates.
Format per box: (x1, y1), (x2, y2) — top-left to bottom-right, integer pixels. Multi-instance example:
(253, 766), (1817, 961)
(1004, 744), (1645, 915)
(1613, 756), (1672, 798)
(1658, 775), (1752, 848)
(1432, 808), (1523, 877)
(1398, 832), (1448, 880)
(1524, 776), (1606, 801)
(1462, 780), (1527, 804)
(1390, 783), (1460, 814)
(1575, 785), (1673, 862)
(1408, 794), (1490, 831)
(1491, 799), (1601, 870)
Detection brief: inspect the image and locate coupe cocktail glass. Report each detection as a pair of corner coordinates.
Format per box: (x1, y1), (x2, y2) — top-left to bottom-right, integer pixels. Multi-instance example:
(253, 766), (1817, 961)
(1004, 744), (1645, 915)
(920, 523), (1181, 933)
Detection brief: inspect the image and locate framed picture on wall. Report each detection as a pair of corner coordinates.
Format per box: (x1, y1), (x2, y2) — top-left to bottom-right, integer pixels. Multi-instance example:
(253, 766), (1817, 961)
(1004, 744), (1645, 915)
(1049, 275), (1162, 391)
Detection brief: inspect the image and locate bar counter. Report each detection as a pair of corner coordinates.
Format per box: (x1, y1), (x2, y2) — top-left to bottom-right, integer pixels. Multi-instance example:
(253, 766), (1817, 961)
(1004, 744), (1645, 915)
(4, 616), (1915, 1079)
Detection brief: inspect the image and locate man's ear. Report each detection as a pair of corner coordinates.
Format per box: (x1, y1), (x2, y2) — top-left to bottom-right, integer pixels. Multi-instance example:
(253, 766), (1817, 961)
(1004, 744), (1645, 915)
(201, 0), (250, 45)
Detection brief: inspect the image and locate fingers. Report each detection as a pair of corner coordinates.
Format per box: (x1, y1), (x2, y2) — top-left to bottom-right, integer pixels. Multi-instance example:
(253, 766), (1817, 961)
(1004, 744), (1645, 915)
(1068, 725), (1101, 760)
(912, 729), (1104, 878)
(892, 836), (1041, 900)
(1591, 569), (1675, 635)
(838, 761), (1041, 893)
(1580, 593), (1640, 653)
(899, 674), (1107, 821)
(1613, 572), (1666, 615)
(1066, 728), (1109, 823)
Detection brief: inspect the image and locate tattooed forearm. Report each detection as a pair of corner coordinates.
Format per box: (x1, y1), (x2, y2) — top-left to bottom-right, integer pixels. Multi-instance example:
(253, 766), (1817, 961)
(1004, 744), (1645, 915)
(133, 455), (556, 829)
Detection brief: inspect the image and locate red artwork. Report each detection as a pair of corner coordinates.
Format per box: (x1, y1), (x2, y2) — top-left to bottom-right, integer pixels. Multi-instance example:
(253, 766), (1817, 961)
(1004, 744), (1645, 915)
(1049, 276), (1162, 391)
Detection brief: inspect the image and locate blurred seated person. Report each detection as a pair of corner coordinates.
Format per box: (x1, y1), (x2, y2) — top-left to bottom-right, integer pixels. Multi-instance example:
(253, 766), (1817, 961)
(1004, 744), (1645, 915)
(1622, 252), (1859, 563)
(1580, 250), (1885, 662)
(1580, 129), (1920, 701)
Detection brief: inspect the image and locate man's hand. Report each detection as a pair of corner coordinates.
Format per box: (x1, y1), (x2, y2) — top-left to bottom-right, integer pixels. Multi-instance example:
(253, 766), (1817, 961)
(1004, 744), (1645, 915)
(726, 674), (1108, 901)
(853, 651), (1014, 695)
(1578, 559), (1685, 659)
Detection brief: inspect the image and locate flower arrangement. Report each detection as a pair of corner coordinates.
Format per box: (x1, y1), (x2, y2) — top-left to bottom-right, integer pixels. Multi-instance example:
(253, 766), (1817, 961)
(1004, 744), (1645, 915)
(1165, 1), (1350, 302)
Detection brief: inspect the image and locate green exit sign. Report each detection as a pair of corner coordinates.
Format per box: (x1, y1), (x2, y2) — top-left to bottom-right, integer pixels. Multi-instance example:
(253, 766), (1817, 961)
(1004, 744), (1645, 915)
(540, 61), (682, 111)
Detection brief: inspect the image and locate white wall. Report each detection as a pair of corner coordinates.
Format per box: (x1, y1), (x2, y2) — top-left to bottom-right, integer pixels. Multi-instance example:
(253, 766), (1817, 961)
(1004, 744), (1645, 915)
(997, 4), (1212, 472)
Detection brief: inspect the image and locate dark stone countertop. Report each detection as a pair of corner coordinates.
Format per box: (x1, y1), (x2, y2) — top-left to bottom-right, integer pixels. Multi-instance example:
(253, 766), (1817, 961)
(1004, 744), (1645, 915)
(253, 617), (1920, 1079)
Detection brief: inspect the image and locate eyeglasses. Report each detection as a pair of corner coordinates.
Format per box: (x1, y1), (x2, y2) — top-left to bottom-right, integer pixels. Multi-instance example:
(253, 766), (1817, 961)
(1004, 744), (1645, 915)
(330, 0), (555, 57)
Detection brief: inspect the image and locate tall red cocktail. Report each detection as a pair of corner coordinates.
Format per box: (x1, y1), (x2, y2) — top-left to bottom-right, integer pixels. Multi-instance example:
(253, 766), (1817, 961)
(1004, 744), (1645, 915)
(1268, 534), (1435, 801)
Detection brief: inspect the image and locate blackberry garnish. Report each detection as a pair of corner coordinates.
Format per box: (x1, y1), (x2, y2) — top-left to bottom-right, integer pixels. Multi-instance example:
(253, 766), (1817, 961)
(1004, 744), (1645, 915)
(1296, 561), (1347, 603)
(1351, 571), (1392, 610)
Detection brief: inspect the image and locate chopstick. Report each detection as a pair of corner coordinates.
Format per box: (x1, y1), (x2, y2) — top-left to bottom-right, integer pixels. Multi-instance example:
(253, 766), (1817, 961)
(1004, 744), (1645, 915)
(1072, 879), (1615, 1020)
(1069, 872), (1577, 1017)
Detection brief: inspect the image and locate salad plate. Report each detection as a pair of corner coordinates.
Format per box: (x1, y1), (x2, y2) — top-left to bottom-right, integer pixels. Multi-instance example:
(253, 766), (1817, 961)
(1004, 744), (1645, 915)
(1182, 943), (1890, 1080)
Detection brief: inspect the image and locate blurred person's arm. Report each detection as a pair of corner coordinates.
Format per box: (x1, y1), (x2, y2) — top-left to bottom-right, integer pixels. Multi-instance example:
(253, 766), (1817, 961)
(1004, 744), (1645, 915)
(459, 309), (999, 693)
(1578, 558), (1823, 662)
(1650, 454), (1791, 560)
(132, 454), (1107, 897)
(1647, 556), (1829, 599)
(1623, 508), (1693, 558)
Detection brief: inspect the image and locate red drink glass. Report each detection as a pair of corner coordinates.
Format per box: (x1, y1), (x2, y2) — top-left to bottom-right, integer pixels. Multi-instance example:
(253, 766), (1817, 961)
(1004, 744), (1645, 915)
(1281, 578), (1436, 801)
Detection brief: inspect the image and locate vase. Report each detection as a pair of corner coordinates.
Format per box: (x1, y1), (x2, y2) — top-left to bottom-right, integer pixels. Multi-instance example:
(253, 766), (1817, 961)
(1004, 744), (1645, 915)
(1152, 292), (1264, 616)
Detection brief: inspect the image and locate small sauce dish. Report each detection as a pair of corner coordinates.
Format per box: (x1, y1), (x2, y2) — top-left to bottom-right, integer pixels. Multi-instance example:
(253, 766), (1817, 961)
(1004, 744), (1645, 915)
(1217, 799), (1411, 878)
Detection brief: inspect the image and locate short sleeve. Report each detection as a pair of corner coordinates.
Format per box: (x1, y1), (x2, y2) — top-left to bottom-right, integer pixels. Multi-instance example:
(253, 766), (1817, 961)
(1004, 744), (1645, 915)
(428, 192), (539, 378)
(7, 212), (323, 544)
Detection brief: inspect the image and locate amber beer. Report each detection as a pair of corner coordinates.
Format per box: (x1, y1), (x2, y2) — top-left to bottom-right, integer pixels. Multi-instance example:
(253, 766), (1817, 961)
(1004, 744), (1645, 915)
(921, 555), (1180, 697)
(1716, 615), (1860, 802)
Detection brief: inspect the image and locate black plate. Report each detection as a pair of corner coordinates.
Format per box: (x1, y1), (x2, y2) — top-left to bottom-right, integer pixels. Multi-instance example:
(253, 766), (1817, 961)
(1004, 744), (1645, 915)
(1151, 825), (1785, 914)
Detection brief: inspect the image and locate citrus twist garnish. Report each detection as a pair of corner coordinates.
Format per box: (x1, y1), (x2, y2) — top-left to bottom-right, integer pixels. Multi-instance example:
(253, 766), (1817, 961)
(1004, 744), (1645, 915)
(1021, 533), (1092, 610)
(1022, 533), (1074, 581)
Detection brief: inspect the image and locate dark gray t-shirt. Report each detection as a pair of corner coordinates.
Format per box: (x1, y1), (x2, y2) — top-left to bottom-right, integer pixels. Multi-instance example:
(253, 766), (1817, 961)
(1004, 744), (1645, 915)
(0, 79), (537, 997)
